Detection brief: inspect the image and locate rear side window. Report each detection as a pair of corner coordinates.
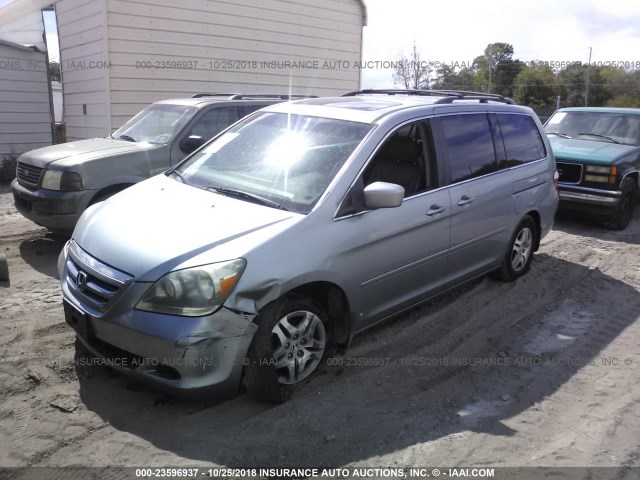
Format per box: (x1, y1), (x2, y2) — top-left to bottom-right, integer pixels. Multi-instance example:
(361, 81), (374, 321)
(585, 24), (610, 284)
(432, 114), (497, 184)
(496, 114), (546, 166)
(188, 107), (240, 140)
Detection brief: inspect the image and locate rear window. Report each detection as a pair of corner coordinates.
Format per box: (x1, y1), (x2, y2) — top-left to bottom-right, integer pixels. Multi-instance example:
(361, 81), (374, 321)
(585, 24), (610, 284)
(497, 114), (546, 166)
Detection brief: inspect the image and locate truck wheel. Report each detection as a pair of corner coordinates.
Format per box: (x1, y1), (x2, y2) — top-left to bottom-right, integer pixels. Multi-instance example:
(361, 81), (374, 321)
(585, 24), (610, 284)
(245, 295), (330, 403)
(0, 254), (8, 282)
(604, 178), (636, 230)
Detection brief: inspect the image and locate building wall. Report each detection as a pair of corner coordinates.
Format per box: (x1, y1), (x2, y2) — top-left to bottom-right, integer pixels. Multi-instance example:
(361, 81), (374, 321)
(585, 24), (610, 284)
(0, 41), (53, 156)
(56, 0), (110, 141)
(105, 0), (365, 129)
(55, 0), (365, 138)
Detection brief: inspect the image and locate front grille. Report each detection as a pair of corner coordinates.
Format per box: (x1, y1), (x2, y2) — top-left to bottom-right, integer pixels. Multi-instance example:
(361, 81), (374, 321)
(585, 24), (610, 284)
(65, 241), (134, 314)
(556, 161), (583, 184)
(16, 162), (44, 189)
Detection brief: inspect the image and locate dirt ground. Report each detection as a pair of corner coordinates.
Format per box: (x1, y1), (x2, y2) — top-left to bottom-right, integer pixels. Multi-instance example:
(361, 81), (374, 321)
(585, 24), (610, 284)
(1, 182), (639, 475)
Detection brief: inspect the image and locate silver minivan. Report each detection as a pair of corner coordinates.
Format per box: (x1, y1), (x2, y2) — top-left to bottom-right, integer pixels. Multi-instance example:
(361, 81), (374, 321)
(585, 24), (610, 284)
(58, 90), (559, 402)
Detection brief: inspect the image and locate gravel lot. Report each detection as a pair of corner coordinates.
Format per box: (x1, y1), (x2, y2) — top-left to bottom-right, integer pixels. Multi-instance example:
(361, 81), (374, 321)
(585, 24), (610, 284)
(0, 183), (639, 475)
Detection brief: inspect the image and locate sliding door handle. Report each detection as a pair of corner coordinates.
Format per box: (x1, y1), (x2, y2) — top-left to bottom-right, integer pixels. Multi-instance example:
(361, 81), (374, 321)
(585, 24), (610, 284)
(457, 195), (475, 206)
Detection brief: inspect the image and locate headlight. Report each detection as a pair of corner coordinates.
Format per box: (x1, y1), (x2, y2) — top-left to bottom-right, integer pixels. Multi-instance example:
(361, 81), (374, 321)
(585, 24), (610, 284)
(584, 165), (617, 184)
(41, 170), (83, 191)
(135, 259), (246, 316)
(585, 165), (612, 174)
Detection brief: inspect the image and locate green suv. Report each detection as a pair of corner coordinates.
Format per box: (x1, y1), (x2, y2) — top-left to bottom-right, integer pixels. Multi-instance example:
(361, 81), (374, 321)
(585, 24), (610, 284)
(12, 94), (312, 233)
(545, 107), (640, 229)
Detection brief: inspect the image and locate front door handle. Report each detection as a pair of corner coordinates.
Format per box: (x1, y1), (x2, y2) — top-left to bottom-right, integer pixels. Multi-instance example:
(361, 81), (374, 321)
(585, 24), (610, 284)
(426, 205), (446, 216)
(457, 195), (475, 206)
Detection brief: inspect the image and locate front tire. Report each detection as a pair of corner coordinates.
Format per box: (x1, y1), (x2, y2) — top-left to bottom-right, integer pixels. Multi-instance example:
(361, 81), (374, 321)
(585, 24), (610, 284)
(494, 215), (537, 282)
(245, 295), (330, 403)
(604, 178), (636, 230)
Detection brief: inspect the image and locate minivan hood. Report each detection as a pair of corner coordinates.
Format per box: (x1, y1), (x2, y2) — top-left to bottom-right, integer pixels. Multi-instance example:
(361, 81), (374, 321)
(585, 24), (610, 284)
(73, 175), (299, 281)
(548, 137), (638, 164)
(18, 138), (160, 168)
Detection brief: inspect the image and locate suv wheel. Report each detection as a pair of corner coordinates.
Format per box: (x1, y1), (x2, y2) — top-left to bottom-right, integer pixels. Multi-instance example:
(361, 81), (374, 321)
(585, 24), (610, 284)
(494, 215), (536, 282)
(0, 254), (9, 282)
(245, 295), (330, 402)
(604, 178), (636, 230)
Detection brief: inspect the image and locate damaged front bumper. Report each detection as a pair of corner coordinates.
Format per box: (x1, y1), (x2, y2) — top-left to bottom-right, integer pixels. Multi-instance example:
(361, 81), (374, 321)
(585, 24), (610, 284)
(58, 246), (258, 398)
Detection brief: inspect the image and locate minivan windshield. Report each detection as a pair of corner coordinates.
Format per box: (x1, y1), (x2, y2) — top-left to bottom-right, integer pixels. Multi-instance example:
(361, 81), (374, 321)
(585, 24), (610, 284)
(112, 104), (197, 144)
(545, 111), (640, 147)
(174, 112), (373, 214)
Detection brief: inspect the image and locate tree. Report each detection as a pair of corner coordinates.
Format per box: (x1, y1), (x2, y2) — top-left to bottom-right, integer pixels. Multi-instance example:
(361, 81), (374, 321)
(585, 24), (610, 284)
(473, 43), (523, 96)
(432, 64), (458, 90)
(601, 67), (640, 107)
(513, 63), (559, 108)
(558, 64), (609, 107)
(392, 42), (432, 89)
(49, 61), (61, 82)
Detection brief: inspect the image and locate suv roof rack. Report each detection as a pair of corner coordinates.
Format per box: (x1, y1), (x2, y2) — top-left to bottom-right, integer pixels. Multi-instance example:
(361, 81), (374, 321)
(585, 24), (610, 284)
(342, 89), (515, 105)
(191, 93), (318, 100)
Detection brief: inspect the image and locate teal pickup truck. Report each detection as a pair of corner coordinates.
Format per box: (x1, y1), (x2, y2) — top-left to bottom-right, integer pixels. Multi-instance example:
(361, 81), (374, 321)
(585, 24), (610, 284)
(545, 107), (640, 229)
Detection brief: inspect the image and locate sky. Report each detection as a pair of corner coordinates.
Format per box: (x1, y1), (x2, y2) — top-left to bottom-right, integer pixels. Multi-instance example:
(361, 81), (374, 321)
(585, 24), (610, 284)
(360, 0), (640, 87)
(2, 0), (640, 87)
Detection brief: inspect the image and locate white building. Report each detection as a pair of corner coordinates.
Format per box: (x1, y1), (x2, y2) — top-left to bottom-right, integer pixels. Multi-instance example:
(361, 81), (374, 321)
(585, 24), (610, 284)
(56, 0), (367, 140)
(0, 39), (53, 156)
(0, 0), (367, 142)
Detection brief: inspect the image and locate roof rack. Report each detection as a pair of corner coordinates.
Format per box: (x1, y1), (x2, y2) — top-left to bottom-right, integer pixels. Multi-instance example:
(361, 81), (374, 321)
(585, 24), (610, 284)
(191, 93), (317, 100)
(342, 89), (515, 105)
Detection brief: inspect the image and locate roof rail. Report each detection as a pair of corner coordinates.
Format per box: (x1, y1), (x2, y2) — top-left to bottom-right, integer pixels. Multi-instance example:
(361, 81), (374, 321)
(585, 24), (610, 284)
(191, 93), (318, 100)
(342, 89), (515, 105)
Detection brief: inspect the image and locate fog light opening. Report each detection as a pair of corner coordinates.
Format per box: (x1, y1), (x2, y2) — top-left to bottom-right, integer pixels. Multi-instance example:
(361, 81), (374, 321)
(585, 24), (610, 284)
(153, 364), (181, 381)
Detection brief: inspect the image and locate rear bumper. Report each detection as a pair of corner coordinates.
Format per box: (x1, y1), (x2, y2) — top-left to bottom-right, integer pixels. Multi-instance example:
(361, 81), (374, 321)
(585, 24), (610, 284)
(11, 178), (89, 231)
(558, 185), (621, 216)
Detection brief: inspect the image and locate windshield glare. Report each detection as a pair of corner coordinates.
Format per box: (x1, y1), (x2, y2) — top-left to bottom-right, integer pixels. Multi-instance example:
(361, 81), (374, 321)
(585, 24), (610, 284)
(112, 104), (197, 144)
(545, 111), (640, 146)
(175, 112), (372, 214)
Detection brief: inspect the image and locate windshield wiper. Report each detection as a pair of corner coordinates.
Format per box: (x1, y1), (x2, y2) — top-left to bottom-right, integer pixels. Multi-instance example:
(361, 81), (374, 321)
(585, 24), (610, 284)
(169, 170), (189, 184)
(546, 132), (571, 139)
(118, 134), (137, 142)
(204, 186), (288, 211)
(577, 132), (620, 144)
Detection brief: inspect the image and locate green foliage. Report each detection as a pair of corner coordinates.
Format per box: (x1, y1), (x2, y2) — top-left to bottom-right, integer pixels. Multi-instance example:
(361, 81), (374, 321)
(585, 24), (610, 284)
(513, 63), (559, 108)
(0, 154), (18, 184)
(49, 61), (61, 82)
(395, 42), (640, 109)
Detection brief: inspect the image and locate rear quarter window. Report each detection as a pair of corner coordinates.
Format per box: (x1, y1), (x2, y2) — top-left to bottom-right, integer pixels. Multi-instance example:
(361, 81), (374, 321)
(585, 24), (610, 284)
(496, 114), (547, 167)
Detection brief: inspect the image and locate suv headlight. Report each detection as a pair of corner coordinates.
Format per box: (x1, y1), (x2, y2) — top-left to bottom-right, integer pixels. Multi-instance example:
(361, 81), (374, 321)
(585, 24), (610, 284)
(136, 259), (246, 316)
(41, 170), (83, 191)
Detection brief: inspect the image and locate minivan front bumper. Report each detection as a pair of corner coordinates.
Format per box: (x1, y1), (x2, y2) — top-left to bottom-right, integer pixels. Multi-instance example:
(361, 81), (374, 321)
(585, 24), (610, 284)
(57, 242), (258, 397)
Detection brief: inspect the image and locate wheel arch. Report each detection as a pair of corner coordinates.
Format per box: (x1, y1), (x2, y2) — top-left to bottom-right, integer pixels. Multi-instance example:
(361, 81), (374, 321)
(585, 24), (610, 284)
(88, 183), (135, 205)
(284, 281), (352, 348)
(524, 209), (542, 251)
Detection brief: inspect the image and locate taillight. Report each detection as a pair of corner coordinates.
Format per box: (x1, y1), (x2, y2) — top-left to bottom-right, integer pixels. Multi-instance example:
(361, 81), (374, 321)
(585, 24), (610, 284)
(553, 170), (559, 189)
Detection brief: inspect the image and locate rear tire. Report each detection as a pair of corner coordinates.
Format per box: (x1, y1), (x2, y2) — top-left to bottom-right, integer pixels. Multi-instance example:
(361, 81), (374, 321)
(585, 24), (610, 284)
(0, 254), (8, 282)
(245, 295), (330, 403)
(493, 216), (537, 282)
(604, 178), (636, 230)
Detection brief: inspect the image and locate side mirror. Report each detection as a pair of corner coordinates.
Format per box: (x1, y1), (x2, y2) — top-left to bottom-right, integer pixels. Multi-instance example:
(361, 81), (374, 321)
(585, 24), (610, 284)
(363, 181), (405, 209)
(180, 135), (204, 153)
